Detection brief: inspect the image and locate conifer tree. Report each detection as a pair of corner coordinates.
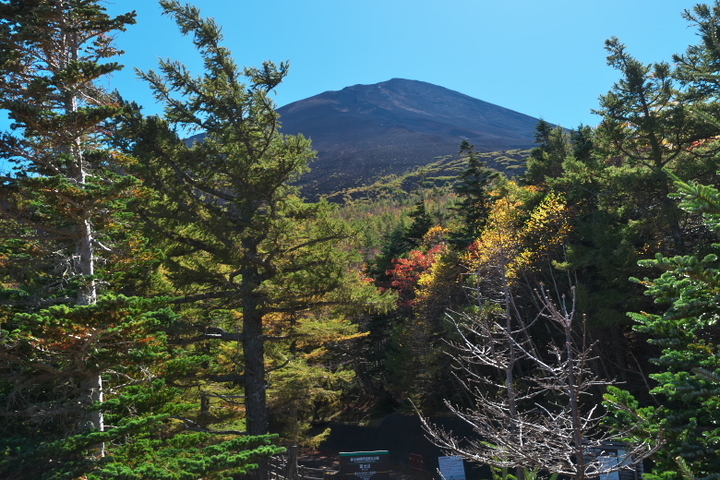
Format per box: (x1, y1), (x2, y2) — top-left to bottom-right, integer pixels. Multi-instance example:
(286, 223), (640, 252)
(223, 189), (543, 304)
(0, 2), (284, 478)
(605, 175), (720, 480)
(452, 140), (498, 247)
(594, 35), (720, 252)
(0, 1), (139, 471)
(368, 224), (411, 283)
(523, 121), (572, 187)
(0, 0), (136, 305)
(405, 199), (433, 248)
(368, 200), (433, 282)
(122, 0), (392, 446)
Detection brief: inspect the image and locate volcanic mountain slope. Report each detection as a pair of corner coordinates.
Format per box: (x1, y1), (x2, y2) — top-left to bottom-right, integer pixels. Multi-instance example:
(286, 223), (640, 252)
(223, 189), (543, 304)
(276, 78), (542, 197)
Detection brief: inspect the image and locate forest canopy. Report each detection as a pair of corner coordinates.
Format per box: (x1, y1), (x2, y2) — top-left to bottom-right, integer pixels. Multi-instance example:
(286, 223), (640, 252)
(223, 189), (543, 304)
(1, 1), (720, 480)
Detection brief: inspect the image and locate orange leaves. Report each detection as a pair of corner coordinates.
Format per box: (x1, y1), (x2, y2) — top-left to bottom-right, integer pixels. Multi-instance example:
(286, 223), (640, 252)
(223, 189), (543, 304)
(5, 297), (170, 387)
(387, 242), (447, 308)
(31, 324), (100, 352)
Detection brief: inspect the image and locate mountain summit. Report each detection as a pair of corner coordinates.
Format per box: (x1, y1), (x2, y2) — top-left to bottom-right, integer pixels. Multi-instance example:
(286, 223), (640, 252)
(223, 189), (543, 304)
(277, 78), (541, 197)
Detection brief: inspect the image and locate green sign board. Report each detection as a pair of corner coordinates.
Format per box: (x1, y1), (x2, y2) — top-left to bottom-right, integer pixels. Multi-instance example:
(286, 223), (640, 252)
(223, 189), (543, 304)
(339, 450), (390, 480)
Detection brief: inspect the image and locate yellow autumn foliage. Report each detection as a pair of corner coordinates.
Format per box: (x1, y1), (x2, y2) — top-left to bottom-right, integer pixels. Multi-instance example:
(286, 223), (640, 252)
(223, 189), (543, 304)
(465, 188), (571, 284)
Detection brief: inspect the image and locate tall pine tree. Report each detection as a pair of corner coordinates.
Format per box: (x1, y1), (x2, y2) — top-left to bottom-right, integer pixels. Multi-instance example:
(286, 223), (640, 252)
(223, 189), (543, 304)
(121, 0), (392, 446)
(0, 0), (137, 455)
(0, 2), (284, 478)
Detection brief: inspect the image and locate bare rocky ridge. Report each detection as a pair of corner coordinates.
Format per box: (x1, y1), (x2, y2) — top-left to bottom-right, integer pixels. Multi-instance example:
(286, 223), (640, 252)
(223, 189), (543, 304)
(277, 78), (541, 197)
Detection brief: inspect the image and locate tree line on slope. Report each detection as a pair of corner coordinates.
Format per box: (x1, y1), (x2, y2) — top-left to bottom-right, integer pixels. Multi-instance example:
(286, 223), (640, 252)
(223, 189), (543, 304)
(2, 1), (720, 480)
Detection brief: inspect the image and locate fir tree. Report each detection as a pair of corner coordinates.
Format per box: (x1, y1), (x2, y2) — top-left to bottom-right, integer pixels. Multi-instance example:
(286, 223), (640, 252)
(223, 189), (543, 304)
(404, 199), (433, 248)
(593, 35), (720, 252)
(121, 0), (393, 449)
(0, 1), (140, 472)
(0, 2), (284, 477)
(523, 121), (572, 187)
(452, 140), (498, 247)
(605, 175), (720, 480)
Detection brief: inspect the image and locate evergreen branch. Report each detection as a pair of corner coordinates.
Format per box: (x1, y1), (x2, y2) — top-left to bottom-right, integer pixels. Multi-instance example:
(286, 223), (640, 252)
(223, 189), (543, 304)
(201, 326), (243, 341)
(279, 233), (350, 257)
(168, 290), (240, 305)
(263, 300), (346, 314)
(168, 372), (246, 387)
(244, 250), (277, 277)
(0, 296), (74, 307)
(0, 352), (62, 375)
(136, 207), (223, 257)
(168, 325), (244, 344)
(0, 201), (79, 239)
(265, 358), (291, 374)
(202, 373), (245, 384)
(169, 416), (246, 435)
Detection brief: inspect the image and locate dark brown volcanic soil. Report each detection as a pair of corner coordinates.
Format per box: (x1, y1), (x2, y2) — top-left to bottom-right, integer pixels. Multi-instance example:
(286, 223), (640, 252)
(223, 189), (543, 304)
(276, 78), (541, 197)
(186, 79), (541, 198)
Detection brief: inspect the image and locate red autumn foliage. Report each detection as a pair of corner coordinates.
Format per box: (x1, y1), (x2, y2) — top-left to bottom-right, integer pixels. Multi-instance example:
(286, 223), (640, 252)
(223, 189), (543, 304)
(387, 244), (445, 308)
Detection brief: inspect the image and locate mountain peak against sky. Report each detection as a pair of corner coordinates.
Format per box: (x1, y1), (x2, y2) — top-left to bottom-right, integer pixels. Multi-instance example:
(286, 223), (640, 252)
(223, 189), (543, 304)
(280, 78), (540, 138)
(277, 78), (541, 197)
(338, 79), (486, 122)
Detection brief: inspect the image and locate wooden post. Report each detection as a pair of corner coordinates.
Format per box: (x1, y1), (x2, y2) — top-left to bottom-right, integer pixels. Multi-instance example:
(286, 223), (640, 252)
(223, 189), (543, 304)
(286, 445), (298, 480)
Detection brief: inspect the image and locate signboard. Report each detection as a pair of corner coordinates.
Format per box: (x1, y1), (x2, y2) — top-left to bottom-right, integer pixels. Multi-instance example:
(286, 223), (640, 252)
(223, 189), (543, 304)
(438, 455), (466, 480)
(599, 455), (621, 480)
(409, 453), (424, 471)
(595, 443), (640, 480)
(339, 450), (390, 480)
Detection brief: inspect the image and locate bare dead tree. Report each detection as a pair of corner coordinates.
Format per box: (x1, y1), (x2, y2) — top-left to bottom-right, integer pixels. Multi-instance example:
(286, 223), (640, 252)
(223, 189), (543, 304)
(420, 285), (657, 480)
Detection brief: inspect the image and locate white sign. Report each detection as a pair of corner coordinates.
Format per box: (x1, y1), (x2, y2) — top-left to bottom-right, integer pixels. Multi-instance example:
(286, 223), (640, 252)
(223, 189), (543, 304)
(599, 448), (626, 480)
(438, 456), (466, 480)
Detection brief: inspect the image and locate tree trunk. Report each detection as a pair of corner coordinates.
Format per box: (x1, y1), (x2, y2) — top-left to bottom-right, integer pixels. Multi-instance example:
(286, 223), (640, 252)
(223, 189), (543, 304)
(242, 270), (268, 437)
(80, 374), (104, 431)
(286, 444), (298, 480)
(243, 311), (267, 437)
(565, 320), (585, 480)
(65, 13), (102, 437)
(610, 325), (628, 383)
(242, 261), (270, 480)
(78, 215), (97, 306)
(503, 284), (524, 480)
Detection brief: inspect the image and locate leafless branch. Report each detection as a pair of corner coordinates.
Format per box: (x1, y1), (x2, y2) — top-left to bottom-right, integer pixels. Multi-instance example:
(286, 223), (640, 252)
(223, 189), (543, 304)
(422, 283), (657, 480)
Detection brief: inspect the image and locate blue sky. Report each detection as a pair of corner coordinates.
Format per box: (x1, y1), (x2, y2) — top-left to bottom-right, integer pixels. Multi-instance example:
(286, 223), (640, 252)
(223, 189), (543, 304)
(103, 0), (701, 130)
